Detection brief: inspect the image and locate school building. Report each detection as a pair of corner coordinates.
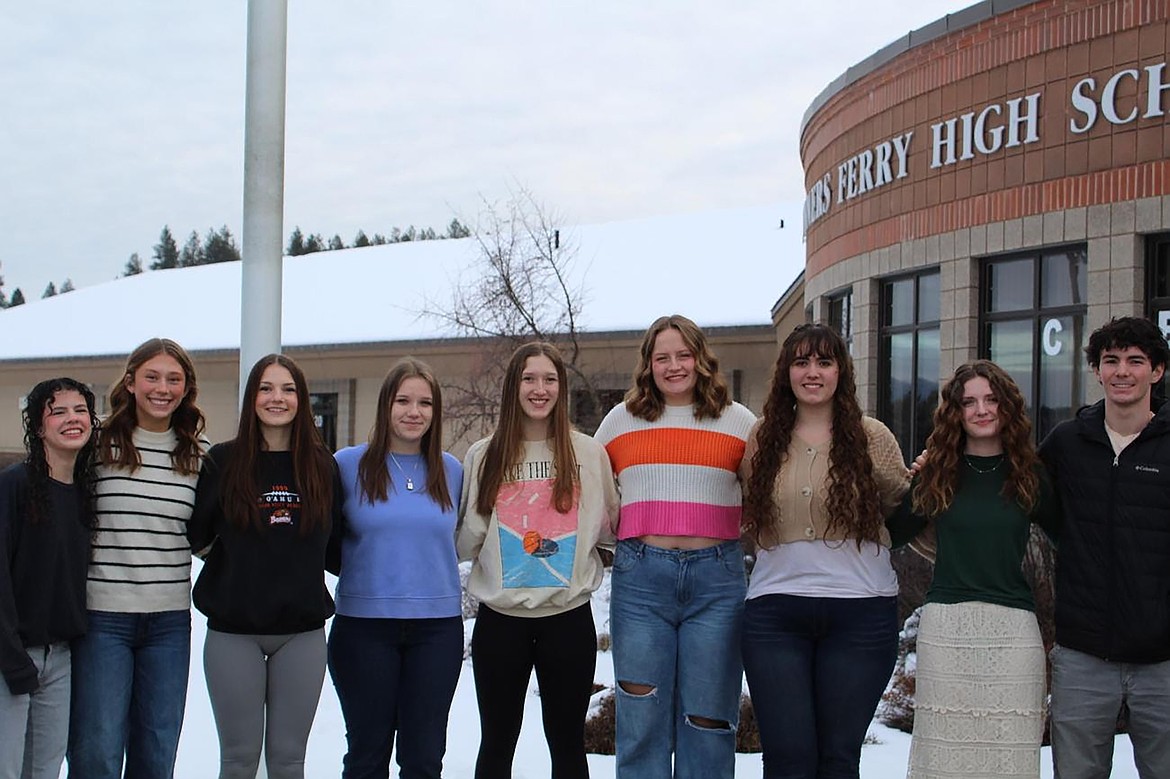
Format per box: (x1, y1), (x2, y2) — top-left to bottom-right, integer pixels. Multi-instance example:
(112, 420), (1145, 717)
(798, 0), (1170, 456)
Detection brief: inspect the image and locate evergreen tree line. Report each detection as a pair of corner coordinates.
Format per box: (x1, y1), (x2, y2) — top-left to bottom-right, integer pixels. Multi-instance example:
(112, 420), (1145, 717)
(123, 219), (472, 277)
(0, 217), (473, 312)
(285, 218), (470, 256)
(0, 267), (74, 309)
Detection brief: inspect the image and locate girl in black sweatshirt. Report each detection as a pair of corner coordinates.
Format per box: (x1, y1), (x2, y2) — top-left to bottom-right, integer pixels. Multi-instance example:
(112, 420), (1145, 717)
(0, 378), (97, 779)
(189, 355), (341, 779)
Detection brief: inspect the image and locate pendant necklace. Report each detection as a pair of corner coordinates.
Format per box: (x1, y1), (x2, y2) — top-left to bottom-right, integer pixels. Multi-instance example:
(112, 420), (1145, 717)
(964, 454), (1004, 474)
(389, 452), (420, 491)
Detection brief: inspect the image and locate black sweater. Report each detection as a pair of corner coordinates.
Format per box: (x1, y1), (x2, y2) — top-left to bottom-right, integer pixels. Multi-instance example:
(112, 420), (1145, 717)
(0, 463), (91, 695)
(189, 442), (341, 635)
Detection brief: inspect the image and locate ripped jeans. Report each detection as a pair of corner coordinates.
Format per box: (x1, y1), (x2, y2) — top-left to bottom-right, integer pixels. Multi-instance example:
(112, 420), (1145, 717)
(610, 539), (745, 779)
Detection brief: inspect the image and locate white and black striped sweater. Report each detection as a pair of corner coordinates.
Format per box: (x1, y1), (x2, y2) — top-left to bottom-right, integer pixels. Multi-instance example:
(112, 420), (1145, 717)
(87, 427), (205, 613)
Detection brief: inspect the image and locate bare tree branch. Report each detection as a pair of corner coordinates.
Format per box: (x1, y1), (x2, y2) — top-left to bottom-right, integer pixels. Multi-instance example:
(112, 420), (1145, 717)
(420, 186), (605, 435)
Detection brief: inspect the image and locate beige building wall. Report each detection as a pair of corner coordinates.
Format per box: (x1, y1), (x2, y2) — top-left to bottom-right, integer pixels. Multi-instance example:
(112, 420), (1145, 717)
(0, 325), (779, 457)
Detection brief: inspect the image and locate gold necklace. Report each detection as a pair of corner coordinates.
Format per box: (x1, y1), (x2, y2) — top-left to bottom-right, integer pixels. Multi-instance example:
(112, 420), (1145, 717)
(964, 454), (1004, 474)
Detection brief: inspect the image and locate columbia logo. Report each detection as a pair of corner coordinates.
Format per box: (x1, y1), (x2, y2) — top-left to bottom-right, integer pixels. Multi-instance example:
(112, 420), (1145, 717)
(1134, 465), (1160, 474)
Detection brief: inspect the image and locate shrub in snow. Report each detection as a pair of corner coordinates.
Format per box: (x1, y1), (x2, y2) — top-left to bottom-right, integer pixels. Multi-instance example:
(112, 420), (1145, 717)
(877, 607), (921, 734)
(584, 691), (762, 754)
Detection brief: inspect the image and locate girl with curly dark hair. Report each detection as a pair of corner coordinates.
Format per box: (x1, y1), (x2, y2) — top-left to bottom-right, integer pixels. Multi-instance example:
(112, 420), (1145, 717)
(594, 314), (756, 779)
(741, 323), (908, 779)
(0, 378), (97, 779)
(888, 360), (1059, 778)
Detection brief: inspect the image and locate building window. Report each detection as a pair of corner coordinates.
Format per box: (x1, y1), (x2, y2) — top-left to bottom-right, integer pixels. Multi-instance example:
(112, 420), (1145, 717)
(879, 271), (940, 462)
(827, 289), (853, 353)
(1144, 233), (1170, 405)
(311, 392), (338, 451)
(980, 246), (1088, 441)
(571, 387), (626, 435)
(1146, 233), (1170, 337)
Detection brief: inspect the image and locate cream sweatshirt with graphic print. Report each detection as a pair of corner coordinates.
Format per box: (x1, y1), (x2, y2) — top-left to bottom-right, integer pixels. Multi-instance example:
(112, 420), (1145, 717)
(457, 431), (619, 618)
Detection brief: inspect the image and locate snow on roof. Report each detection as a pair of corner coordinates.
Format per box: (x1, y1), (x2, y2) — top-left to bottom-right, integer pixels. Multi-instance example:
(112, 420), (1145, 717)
(0, 204), (801, 361)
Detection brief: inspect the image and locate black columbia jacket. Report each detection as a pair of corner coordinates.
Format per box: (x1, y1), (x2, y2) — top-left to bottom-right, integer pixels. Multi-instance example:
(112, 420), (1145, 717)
(1039, 400), (1170, 663)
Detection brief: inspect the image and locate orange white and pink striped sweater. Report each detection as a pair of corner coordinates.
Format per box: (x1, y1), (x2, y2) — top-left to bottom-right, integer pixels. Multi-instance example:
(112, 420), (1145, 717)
(593, 402), (756, 541)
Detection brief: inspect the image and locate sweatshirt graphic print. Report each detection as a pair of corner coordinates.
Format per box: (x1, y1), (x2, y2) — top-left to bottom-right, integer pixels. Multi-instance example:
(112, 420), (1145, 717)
(261, 483), (301, 527)
(496, 460), (579, 589)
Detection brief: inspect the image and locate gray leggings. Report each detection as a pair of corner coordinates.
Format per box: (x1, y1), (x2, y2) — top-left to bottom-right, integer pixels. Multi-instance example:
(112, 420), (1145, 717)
(203, 628), (326, 779)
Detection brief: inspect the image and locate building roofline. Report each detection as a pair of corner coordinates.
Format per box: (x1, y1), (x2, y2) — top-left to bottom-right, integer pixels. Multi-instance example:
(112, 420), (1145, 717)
(799, 0), (1037, 138)
(0, 324), (777, 368)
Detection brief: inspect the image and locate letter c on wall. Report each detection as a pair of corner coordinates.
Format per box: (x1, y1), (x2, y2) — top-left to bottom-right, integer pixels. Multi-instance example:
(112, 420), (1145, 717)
(1043, 318), (1063, 357)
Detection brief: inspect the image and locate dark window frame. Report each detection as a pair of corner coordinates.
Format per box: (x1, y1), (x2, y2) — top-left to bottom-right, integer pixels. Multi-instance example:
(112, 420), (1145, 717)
(978, 243), (1088, 441)
(878, 270), (941, 463)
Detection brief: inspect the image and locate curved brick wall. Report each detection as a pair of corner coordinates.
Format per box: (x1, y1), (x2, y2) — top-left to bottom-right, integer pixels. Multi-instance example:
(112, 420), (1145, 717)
(801, 0), (1170, 280)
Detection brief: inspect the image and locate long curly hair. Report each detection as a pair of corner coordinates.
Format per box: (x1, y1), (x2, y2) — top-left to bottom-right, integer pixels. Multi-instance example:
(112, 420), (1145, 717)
(624, 314), (731, 422)
(221, 354), (335, 533)
(22, 377), (99, 526)
(476, 342), (579, 516)
(743, 323), (883, 548)
(357, 357), (453, 511)
(912, 360), (1039, 517)
(99, 338), (205, 475)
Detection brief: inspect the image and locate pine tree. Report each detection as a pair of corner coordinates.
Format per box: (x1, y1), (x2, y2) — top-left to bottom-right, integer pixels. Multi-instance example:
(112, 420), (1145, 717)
(446, 218), (471, 239)
(328, 234), (345, 251)
(204, 226), (241, 264)
(60, 278), (75, 293)
(124, 252), (144, 276)
(179, 231), (204, 267)
(353, 230), (371, 248)
(43, 282), (57, 298)
(371, 233), (387, 245)
(287, 227), (307, 256)
(151, 226), (180, 270)
(0, 266), (7, 308)
(9, 288), (25, 307)
(304, 234), (325, 254)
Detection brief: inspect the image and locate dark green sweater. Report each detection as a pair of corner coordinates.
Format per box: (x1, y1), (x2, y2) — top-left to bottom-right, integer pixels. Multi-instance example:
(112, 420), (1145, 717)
(887, 457), (1059, 612)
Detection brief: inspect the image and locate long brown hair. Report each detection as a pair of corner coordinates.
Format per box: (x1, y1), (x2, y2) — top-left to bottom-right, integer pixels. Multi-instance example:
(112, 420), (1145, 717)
(357, 358), (453, 511)
(743, 323), (883, 547)
(912, 360), (1039, 517)
(624, 314), (731, 422)
(100, 338), (205, 475)
(221, 354), (335, 533)
(476, 342), (579, 516)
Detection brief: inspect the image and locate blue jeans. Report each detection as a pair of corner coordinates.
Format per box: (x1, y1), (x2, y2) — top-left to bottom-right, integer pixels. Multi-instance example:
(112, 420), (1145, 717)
(741, 594), (898, 779)
(610, 539), (746, 779)
(327, 615), (463, 779)
(67, 610), (191, 779)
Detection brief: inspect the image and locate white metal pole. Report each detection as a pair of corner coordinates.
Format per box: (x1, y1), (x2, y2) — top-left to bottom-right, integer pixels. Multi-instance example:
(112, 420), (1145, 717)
(239, 0), (288, 405)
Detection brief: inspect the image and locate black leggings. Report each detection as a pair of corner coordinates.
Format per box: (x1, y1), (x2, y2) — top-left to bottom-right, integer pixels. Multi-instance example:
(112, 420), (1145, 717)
(470, 602), (597, 779)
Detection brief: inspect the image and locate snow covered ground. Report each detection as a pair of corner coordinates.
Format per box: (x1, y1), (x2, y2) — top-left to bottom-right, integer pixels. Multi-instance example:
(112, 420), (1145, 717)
(130, 568), (1143, 778)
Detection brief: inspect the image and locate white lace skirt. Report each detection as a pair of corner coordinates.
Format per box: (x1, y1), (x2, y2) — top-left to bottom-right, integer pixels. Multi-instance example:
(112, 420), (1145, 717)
(906, 601), (1045, 779)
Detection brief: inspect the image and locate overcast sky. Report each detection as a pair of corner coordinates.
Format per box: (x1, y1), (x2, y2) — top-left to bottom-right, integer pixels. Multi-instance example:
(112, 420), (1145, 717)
(0, 1), (975, 296)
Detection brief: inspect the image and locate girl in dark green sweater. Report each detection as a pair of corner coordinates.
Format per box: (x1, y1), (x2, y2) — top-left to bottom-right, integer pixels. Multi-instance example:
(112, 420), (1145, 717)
(888, 360), (1059, 779)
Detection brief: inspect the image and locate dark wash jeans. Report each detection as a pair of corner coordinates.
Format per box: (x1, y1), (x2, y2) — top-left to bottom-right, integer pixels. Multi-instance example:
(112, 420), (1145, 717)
(741, 593), (898, 779)
(67, 609), (191, 779)
(327, 614), (463, 779)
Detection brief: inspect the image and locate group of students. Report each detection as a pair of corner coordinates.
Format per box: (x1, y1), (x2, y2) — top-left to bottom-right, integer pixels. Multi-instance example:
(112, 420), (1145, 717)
(1, 313), (1168, 779)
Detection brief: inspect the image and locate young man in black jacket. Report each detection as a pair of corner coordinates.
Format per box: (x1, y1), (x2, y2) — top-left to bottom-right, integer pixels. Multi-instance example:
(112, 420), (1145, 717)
(1039, 316), (1170, 779)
